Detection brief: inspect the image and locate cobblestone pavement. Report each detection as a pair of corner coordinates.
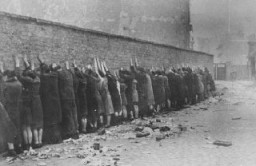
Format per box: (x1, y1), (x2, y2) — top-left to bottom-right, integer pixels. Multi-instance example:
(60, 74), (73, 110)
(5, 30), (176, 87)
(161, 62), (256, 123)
(1, 81), (256, 166)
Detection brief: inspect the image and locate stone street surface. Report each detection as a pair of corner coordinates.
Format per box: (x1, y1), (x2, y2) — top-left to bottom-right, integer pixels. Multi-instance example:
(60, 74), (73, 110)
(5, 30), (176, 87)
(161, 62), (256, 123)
(1, 81), (256, 166)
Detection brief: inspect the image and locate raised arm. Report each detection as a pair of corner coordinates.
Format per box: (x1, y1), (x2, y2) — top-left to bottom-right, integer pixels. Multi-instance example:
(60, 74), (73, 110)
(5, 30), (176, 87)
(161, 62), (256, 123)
(103, 61), (109, 72)
(0, 61), (4, 74)
(135, 57), (139, 68)
(37, 55), (44, 65)
(65, 61), (70, 70)
(94, 57), (99, 75)
(101, 61), (106, 76)
(130, 58), (133, 67)
(23, 55), (30, 69)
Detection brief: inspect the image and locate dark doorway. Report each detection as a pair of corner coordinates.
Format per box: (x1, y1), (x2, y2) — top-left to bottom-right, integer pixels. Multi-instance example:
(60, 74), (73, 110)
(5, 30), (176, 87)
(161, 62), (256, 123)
(214, 63), (226, 80)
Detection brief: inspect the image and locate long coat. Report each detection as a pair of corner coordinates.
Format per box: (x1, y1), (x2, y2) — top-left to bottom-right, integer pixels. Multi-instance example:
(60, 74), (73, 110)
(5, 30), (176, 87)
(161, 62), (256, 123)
(145, 73), (155, 106)
(4, 77), (22, 144)
(17, 68), (43, 129)
(152, 75), (165, 105)
(0, 74), (17, 149)
(107, 73), (122, 112)
(40, 70), (62, 144)
(134, 70), (148, 115)
(58, 69), (78, 138)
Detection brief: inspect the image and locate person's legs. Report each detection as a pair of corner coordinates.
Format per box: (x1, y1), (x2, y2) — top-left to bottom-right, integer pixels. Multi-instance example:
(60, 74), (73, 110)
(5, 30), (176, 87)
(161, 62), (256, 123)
(167, 99), (171, 109)
(22, 126), (28, 145)
(7, 143), (16, 156)
(134, 105), (139, 119)
(99, 115), (104, 127)
(32, 128), (39, 148)
(38, 128), (43, 145)
(81, 118), (87, 133)
(130, 110), (134, 119)
(106, 115), (111, 127)
(23, 125), (32, 150)
(122, 106), (128, 119)
(27, 126), (33, 150)
(156, 105), (160, 113)
(33, 129), (39, 144)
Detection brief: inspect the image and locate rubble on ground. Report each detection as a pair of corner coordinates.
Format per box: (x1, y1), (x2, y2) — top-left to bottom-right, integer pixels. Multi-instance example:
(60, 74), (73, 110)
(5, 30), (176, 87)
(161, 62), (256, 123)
(213, 140), (232, 147)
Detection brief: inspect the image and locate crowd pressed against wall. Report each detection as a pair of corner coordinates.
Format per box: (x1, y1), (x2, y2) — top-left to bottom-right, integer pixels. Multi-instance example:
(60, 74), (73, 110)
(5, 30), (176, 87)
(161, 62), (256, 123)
(0, 12), (215, 154)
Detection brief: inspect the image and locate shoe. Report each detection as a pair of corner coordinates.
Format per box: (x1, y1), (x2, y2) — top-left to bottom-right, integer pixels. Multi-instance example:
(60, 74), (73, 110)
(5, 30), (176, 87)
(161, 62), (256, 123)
(15, 146), (23, 155)
(6, 150), (17, 157)
(33, 144), (41, 149)
(23, 144), (31, 151)
(80, 130), (87, 134)
(72, 133), (79, 140)
(39, 143), (43, 148)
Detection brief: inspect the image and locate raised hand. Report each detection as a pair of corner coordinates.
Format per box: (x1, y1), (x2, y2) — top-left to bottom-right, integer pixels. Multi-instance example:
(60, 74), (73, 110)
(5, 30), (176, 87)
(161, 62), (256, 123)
(94, 57), (99, 74)
(96, 58), (102, 72)
(65, 61), (70, 70)
(23, 55), (30, 68)
(0, 61), (4, 73)
(73, 60), (77, 68)
(37, 55), (44, 64)
(87, 64), (92, 70)
(135, 57), (139, 67)
(31, 60), (35, 71)
(103, 61), (109, 72)
(101, 61), (106, 75)
(13, 55), (20, 67)
(130, 58), (133, 66)
(82, 66), (86, 73)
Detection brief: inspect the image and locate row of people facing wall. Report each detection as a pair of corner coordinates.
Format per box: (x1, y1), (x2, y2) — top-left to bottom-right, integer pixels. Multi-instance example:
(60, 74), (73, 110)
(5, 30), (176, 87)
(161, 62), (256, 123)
(0, 55), (215, 157)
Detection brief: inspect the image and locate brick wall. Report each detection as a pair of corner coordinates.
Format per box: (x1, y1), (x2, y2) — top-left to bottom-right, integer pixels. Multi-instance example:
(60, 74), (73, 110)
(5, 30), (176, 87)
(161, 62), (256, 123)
(0, 12), (213, 73)
(0, 0), (191, 49)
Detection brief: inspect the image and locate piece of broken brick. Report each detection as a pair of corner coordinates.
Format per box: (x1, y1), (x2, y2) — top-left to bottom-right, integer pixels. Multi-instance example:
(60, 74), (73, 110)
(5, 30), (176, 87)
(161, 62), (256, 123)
(135, 126), (144, 132)
(160, 126), (171, 132)
(136, 132), (150, 138)
(213, 140), (232, 147)
(232, 117), (241, 120)
(156, 134), (165, 141)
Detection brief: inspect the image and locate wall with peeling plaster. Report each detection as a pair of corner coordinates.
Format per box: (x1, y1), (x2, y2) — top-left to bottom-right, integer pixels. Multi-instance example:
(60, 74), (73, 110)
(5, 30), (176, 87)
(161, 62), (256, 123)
(0, 0), (191, 49)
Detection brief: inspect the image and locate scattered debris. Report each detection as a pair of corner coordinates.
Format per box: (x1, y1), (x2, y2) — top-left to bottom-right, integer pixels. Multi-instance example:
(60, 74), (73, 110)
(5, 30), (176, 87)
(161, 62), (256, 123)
(156, 134), (166, 141)
(159, 126), (171, 132)
(200, 106), (208, 110)
(213, 140), (232, 147)
(178, 124), (187, 132)
(149, 124), (160, 130)
(6, 157), (16, 164)
(97, 128), (106, 135)
(136, 132), (150, 138)
(156, 119), (161, 122)
(142, 127), (154, 135)
(135, 126), (144, 132)
(232, 117), (242, 120)
(93, 143), (100, 150)
(37, 162), (47, 166)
